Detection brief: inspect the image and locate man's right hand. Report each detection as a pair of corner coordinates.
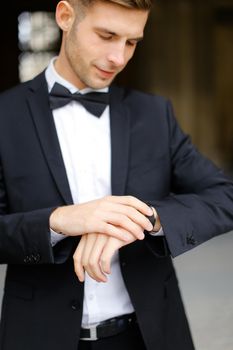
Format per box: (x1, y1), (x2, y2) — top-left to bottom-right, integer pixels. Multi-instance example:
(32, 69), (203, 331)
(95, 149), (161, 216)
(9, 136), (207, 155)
(49, 195), (153, 242)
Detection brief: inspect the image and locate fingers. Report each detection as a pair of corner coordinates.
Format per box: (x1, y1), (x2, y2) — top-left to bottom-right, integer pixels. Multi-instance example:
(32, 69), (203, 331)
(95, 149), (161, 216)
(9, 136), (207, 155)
(73, 230), (136, 283)
(73, 235), (87, 282)
(103, 207), (153, 239)
(100, 231), (136, 274)
(107, 195), (153, 216)
(84, 234), (109, 282)
(74, 233), (109, 283)
(117, 203), (153, 230)
(100, 237), (121, 274)
(87, 197), (153, 240)
(81, 233), (98, 268)
(50, 195), (153, 241)
(104, 222), (142, 242)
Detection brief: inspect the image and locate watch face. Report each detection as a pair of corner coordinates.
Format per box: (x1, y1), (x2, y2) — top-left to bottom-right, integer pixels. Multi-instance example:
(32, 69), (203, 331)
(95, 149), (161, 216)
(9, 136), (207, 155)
(146, 206), (156, 231)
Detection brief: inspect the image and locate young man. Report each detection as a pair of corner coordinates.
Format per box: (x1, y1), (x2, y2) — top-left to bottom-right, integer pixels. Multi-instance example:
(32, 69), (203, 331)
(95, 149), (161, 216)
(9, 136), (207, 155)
(0, 0), (232, 349)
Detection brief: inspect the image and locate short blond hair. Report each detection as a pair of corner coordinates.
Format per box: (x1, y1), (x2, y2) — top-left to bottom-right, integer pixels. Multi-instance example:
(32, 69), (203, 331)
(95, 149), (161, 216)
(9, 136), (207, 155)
(68, 0), (152, 11)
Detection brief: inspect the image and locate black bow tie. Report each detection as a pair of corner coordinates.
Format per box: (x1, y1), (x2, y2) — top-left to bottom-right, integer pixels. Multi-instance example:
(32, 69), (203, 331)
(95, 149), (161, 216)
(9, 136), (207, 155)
(49, 82), (109, 117)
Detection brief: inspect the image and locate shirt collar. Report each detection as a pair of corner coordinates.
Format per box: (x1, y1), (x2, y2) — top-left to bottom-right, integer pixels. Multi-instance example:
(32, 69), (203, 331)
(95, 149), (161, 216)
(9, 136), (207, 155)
(45, 57), (109, 94)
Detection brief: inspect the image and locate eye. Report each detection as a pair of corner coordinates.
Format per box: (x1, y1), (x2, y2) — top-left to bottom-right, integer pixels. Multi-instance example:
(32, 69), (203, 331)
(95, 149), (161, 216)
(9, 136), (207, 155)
(98, 33), (113, 41)
(126, 40), (137, 47)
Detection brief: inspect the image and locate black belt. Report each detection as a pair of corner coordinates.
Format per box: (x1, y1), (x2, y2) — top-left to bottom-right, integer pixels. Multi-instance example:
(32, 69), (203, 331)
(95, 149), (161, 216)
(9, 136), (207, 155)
(80, 313), (136, 341)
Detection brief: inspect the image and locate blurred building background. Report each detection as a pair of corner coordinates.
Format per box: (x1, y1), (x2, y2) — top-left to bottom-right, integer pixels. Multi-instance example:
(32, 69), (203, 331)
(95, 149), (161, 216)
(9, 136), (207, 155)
(0, 0), (232, 349)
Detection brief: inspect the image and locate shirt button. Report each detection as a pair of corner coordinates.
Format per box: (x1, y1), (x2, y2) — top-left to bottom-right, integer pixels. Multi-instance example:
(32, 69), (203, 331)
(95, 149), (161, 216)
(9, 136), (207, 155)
(89, 294), (94, 301)
(186, 234), (196, 246)
(23, 255), (32, 264)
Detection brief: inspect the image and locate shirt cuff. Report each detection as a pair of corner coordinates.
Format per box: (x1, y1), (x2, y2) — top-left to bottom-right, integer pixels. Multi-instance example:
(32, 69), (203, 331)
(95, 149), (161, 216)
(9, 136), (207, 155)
(149, 227), (164, 236)
(50, 228), (67, 247)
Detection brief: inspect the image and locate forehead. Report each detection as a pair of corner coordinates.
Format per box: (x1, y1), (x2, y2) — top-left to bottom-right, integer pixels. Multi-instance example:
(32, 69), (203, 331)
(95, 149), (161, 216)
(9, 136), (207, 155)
(79, 1), (149, 37)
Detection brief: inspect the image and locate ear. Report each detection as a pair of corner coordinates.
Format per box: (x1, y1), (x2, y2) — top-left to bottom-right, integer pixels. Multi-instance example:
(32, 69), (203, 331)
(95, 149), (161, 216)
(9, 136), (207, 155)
(56, 1), (75, 32)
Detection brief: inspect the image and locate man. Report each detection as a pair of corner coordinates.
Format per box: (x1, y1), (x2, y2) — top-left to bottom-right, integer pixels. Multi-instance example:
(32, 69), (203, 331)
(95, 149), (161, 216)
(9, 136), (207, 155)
(0, 0), (232, 349)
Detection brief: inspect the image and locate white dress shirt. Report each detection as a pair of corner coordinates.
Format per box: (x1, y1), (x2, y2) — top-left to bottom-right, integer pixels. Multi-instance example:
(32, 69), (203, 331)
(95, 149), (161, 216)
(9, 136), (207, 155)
(45, 59), (134, 326)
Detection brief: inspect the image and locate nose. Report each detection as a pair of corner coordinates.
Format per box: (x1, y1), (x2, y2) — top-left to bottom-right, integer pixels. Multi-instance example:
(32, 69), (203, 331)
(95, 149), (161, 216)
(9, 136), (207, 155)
(107, 44), (126, 67)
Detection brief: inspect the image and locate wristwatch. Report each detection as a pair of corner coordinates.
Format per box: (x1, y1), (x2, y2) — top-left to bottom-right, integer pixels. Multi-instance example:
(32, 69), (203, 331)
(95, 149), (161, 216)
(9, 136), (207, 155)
(146, 205), (156, 231)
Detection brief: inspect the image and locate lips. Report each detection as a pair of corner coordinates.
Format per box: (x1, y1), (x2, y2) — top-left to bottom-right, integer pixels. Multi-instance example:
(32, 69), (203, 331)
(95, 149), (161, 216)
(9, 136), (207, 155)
(96, 66), (115, 78)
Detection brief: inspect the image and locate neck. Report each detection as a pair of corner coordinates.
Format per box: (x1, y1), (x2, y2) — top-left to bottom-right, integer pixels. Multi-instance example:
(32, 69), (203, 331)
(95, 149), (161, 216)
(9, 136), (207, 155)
(54, 51), (86, 90)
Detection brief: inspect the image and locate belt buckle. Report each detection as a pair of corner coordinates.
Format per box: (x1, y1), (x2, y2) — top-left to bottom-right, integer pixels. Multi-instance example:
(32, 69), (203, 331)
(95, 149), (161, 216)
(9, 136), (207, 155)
(80, 324), (98, 341)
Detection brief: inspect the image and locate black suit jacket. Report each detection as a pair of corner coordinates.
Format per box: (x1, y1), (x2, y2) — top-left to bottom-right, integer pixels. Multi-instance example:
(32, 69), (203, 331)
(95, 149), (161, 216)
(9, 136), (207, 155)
(0, 72), (233, 350)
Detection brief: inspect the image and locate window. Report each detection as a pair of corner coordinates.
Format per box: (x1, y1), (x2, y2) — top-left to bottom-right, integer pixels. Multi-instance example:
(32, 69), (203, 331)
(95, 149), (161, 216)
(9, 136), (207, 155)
(18, 11), (60, 82)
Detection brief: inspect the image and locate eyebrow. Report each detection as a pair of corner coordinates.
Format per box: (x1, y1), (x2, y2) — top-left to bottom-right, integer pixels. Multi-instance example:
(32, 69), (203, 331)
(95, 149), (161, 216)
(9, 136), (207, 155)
(95, 27), (144, 42)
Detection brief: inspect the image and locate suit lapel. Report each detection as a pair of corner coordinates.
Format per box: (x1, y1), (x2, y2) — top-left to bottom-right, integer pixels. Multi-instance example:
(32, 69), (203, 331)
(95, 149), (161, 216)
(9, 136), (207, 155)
(26, 75), (130, 202)
(27, 73), (73, 205)
(109, 86), (130, 196)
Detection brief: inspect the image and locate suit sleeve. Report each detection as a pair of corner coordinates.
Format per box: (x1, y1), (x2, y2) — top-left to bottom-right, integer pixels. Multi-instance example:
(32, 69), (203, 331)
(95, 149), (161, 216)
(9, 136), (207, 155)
(145, 100), (233, 258)
(0, 161), (56, 265)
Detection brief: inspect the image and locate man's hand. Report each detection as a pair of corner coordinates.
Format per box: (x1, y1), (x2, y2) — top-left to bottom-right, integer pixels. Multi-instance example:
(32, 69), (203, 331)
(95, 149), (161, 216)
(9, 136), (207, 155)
(73, 232), (136, 283)
(73, 233), (108, 282)
(49, 195), (153, 242)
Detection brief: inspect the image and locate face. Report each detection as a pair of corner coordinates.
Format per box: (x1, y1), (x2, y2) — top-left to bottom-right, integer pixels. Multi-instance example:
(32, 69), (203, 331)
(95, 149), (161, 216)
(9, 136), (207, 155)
(55, 1), (149, 89)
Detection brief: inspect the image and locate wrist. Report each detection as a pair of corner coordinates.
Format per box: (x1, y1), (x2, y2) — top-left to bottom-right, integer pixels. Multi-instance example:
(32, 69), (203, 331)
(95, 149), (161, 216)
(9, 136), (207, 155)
(49, 207), (66, 236)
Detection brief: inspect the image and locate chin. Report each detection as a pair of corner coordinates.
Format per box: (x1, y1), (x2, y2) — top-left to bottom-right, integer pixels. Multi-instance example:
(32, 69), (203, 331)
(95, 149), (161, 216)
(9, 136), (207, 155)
(90, 80), (111, 89)
(92, 74), (116, 89)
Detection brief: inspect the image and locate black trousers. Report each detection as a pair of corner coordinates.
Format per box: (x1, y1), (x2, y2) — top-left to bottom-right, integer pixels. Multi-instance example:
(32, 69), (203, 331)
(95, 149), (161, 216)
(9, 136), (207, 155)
(78, 322), (147, 350)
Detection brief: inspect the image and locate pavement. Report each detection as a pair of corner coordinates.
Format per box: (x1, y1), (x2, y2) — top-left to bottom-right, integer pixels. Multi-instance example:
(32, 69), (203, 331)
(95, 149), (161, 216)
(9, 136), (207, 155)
(174, 231), (233, 350)
(0, 231), (233, 349)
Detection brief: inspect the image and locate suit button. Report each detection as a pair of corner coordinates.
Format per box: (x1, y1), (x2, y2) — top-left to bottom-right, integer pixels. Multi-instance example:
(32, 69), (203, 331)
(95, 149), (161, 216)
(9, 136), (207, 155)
(24, 255), (32, 264)
(70, 299), (80, 311)
(121, 261), (126, 267)
(24, 253), (41, 264)
(186, 234), (196, 246)
(31, 253), (41, 264)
